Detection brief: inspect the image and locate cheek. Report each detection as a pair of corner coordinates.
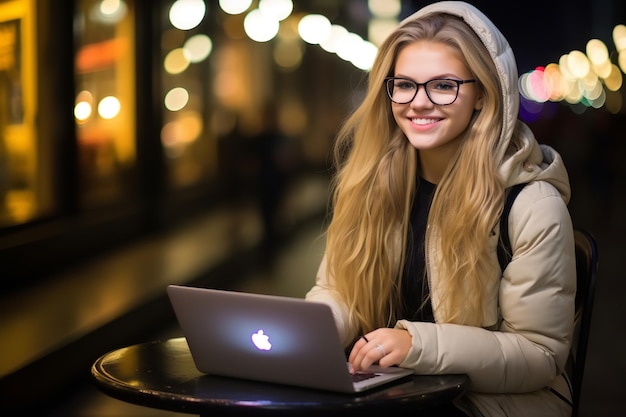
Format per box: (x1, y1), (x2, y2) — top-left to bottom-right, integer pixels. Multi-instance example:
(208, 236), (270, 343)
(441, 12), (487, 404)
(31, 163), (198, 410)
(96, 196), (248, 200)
(391, 104), (404, 125)
(449, 108), (476, 137)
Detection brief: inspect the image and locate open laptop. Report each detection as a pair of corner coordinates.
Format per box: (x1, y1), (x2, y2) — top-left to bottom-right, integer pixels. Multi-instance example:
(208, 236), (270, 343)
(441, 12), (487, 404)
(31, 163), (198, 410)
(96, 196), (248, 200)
(166, 285), (413, 394)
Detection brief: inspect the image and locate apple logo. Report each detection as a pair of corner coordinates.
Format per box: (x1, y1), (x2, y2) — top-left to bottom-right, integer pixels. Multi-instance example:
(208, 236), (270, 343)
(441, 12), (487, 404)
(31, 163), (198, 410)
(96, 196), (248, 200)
(251, 329), (272, 351)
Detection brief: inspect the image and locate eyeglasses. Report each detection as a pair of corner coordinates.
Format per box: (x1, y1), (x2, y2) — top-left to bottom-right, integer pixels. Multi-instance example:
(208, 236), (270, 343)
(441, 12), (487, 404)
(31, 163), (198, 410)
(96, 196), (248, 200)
(384, 77), (476, 105)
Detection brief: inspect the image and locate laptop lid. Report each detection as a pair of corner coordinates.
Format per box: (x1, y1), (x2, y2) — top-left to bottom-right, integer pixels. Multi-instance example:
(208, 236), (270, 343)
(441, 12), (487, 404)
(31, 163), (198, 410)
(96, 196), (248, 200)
(166, 285), (413, 393)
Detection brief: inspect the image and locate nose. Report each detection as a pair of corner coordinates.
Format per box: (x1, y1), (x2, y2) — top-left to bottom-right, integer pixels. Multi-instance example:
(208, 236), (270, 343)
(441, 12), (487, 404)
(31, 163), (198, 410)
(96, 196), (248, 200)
(410, 87), (434, 107)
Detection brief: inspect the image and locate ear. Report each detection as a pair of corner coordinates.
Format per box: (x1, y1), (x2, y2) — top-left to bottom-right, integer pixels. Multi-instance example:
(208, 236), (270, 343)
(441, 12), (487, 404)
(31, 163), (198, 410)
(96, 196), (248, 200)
(474, 93), (484, 111)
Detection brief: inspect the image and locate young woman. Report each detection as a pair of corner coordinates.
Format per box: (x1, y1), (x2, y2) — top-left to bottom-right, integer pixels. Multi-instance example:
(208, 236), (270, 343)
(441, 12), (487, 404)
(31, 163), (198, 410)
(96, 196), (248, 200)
(305, 2), (576, 416)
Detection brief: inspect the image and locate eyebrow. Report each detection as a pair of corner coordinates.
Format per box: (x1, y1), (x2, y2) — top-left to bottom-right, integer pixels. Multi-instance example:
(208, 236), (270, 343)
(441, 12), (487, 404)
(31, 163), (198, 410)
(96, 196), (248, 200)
(393, 74), (466, 81)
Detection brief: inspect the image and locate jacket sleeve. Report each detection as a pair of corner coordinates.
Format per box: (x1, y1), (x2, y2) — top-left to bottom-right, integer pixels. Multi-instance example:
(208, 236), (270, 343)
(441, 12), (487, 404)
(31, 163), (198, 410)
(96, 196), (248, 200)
(396, 182), (576, 393)
(305, 254), (359, 348)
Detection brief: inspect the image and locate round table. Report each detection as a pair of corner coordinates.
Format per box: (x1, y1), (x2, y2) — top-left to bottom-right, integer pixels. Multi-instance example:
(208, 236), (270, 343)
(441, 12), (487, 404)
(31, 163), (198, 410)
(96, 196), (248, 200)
(91, 337), (469, 416)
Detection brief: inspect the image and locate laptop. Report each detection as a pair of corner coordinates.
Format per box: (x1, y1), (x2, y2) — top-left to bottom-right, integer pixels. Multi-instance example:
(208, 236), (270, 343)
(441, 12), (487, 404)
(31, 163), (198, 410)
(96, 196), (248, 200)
(166, 285), (413, 393)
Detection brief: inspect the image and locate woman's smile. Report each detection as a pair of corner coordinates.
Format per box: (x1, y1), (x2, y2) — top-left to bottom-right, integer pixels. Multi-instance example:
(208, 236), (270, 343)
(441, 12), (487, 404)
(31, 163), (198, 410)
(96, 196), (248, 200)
(409, 117), (443, 126)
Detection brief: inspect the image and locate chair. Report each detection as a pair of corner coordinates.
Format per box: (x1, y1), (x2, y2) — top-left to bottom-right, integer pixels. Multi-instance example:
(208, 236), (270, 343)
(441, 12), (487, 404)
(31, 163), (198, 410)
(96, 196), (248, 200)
(570, 229), (599, 417)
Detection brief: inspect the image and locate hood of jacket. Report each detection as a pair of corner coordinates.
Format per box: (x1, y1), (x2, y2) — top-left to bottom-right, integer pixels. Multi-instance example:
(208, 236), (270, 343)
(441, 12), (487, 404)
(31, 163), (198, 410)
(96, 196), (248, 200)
(401, 1), (571, 202)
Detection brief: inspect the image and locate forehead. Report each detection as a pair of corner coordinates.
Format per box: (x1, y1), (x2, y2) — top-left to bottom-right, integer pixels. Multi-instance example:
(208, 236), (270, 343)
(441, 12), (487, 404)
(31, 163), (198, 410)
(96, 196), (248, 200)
(394, 40), (470, 78)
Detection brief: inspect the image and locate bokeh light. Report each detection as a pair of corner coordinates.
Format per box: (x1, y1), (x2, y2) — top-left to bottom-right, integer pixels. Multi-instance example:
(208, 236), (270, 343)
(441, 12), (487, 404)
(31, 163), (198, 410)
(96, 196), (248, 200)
(219, 0), (252, 15)
(244, 8), (280, 42)
(74, 90), (94, 123)
(320, 25), (348, 53)
(169, 0), (206, 30)
(258, 0), (293, 21)
(298, 14), (331, 45)
(162, 1), (626, 116)
(183, 34), (213, 63)
(164, 87), (190, 111)
(520, 22), (626, 117)
(164, 48), (190, 74)
(98, 96), (121, 119)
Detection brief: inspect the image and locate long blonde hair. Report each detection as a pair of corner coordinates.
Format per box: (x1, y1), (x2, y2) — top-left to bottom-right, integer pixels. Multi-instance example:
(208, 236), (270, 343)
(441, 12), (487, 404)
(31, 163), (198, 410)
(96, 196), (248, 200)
(325, 13), (507, 332)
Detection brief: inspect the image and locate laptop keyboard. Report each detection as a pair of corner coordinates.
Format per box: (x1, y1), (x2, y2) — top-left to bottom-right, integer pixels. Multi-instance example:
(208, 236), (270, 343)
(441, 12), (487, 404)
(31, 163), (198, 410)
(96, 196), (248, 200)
(352, 372), (378, 382)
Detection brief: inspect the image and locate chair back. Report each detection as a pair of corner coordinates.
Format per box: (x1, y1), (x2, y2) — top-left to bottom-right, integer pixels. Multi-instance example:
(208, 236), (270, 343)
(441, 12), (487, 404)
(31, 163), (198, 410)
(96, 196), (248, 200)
(570, 229), (599, 417)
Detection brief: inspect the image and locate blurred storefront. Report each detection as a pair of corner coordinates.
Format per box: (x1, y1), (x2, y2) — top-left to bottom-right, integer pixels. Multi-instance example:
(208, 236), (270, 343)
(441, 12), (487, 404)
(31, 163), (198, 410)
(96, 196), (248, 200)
(0, 0), (373, 287)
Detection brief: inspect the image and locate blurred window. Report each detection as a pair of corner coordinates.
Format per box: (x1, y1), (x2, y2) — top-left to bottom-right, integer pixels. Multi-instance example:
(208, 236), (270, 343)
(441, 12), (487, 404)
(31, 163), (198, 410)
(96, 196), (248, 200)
(74, 0), (137, 209)
(0, 0), (48, 227)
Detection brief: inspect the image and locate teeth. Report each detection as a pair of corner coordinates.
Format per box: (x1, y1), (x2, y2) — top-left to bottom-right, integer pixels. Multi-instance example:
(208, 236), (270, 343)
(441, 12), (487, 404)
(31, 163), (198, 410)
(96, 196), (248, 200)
(411, 118), (439, 125)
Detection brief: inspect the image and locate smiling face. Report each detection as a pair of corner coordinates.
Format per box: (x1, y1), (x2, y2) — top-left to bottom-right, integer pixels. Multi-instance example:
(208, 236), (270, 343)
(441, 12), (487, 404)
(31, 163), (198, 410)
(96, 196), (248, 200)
(391, 40), (483, 182)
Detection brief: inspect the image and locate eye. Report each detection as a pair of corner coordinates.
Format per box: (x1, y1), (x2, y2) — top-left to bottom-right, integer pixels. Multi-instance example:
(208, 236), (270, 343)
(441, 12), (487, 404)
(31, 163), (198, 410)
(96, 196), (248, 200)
(430, 79), (458, 91)
(394, 79), (416, 90)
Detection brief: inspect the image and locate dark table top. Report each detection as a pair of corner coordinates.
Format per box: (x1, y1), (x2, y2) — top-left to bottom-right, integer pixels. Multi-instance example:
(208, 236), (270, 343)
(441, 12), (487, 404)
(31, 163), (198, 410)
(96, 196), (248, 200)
(91, 337), (469, 416)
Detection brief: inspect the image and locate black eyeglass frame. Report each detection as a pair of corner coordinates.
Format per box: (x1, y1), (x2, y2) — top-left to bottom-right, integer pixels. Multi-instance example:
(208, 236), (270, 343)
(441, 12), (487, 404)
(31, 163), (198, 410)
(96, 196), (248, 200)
(384, 77), (477, 105)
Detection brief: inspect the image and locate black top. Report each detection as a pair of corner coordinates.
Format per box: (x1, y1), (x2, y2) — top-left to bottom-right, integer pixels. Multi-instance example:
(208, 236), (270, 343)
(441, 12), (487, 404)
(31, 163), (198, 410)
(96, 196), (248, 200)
(400, 178), (436, 322)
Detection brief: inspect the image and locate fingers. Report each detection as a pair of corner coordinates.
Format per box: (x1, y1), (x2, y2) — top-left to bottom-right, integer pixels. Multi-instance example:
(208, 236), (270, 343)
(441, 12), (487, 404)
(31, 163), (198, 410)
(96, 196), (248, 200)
(348, 333), (390, 372)
(348, 334), (368, 366)
(375, 343), (386, 358)
(348, 329), (411, 373)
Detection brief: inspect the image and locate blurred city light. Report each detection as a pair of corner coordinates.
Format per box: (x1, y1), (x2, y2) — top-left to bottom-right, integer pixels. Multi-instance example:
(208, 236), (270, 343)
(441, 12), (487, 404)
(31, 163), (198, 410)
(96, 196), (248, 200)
(298, 14), (331, 45)
(519, 21), (626, 117)
(218, 0), (252, 15)
(258, 0), (293, 21)
(169, 0), (206, 30)
(164, 87), (190, 112)
(164, 48), (190, 74)
(98, 96), (121, 119)
(90, 0), (128, 24)
(74, 90), (94, 123)
(183, 34), (213, 63)
(161, 1), (626, 116)
(244, 8), (280, 42)
(320, 25), (349, 53)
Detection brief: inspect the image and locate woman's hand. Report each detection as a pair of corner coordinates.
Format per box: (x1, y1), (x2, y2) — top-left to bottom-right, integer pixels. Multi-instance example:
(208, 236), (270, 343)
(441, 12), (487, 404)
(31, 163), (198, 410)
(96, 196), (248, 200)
(348, 328), (412, 373)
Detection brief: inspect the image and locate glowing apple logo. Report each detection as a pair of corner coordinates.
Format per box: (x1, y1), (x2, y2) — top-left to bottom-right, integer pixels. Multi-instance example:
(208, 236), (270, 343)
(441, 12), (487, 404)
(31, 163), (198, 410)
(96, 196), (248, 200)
(251, 329), (272, 351)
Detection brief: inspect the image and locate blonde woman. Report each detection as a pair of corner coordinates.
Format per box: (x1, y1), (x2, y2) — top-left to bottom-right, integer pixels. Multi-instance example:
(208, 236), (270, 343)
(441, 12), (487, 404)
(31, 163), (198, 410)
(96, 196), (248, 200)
(305, 2), (576, 416)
